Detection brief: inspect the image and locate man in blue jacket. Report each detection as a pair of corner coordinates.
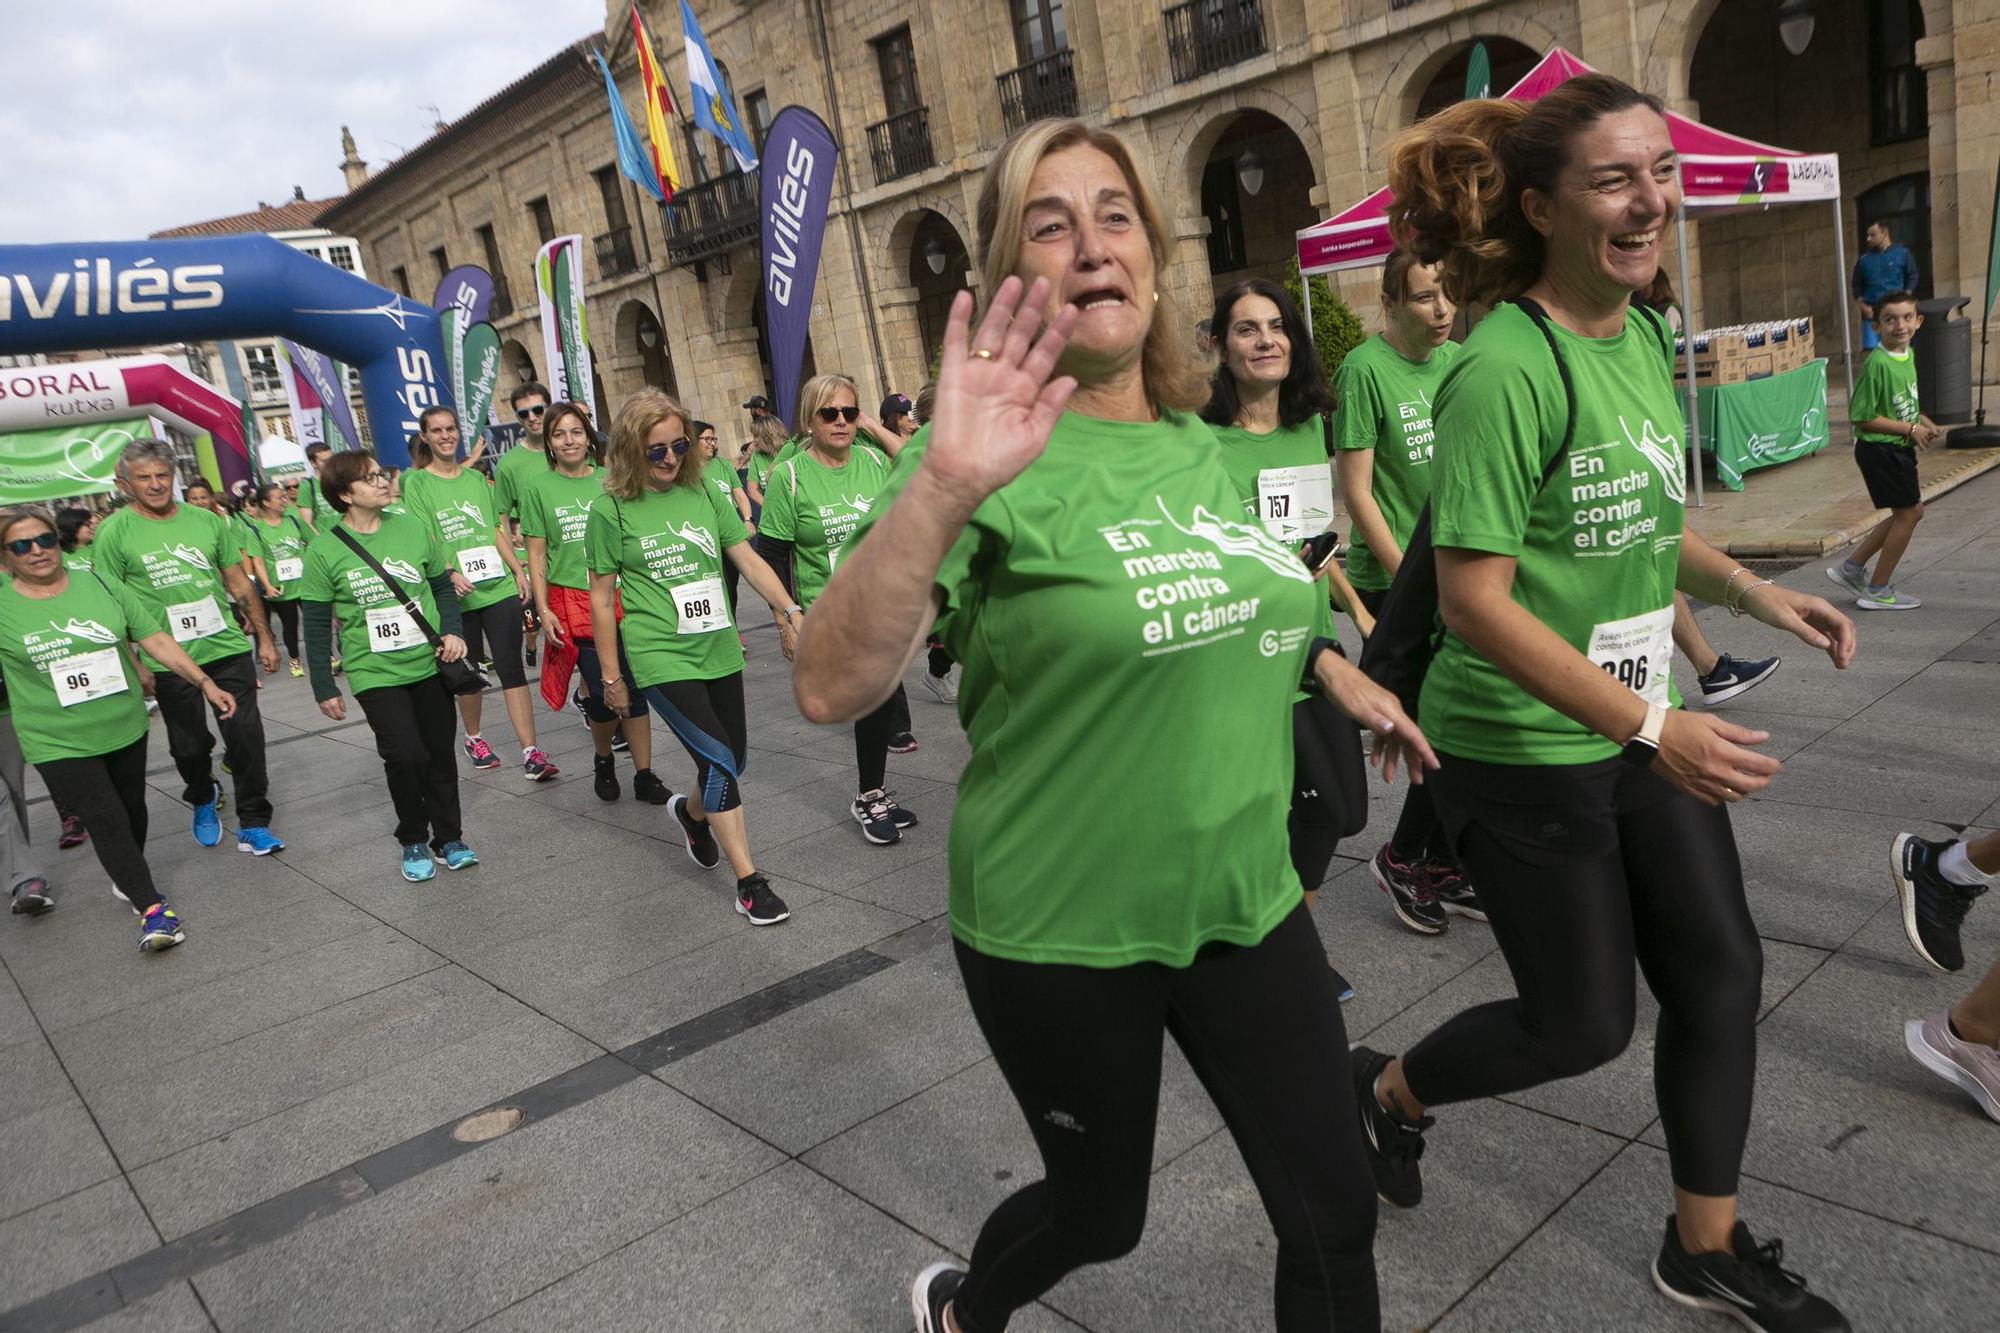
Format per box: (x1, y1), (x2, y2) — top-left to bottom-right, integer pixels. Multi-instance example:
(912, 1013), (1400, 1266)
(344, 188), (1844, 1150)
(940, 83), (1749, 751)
(1853, 219), (1920, 350)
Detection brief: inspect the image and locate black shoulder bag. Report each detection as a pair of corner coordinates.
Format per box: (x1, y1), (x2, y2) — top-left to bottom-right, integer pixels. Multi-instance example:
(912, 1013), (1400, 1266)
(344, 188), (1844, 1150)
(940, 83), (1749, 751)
(330, 527), (490, 696)
(1357, 297), (1581, 714)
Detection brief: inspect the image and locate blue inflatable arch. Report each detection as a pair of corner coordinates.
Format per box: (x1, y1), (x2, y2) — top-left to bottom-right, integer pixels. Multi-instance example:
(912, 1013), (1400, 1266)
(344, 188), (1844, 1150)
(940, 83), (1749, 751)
(0, 236), (450, 489)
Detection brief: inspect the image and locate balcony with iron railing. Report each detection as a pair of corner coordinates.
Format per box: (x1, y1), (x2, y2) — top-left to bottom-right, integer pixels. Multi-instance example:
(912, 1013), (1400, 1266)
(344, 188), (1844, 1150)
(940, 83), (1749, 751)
(867, 105), (935, 186)
(997, 49), (1079, 132)
(594, 225), (640, 280)
(1163, 0), (1267, 83)
(663, 170), (760, 269)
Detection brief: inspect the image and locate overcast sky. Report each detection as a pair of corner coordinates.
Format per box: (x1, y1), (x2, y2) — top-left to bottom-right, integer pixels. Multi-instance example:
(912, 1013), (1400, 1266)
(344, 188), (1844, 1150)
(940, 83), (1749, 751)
(2, 0), (605, 243)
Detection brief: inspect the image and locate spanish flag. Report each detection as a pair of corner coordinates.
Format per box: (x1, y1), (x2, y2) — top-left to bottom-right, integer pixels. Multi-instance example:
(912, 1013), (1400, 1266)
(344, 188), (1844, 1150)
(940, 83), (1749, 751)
(630, 3), (683, 202)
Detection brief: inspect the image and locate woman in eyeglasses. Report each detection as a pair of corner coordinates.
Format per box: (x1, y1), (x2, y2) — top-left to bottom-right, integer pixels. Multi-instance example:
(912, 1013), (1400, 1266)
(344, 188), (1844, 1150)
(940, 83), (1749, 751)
(299, 451), (477, 884)
(757, 374), (918, 847)
(0, 507), (239, 948)
(587, 390), (800, 926)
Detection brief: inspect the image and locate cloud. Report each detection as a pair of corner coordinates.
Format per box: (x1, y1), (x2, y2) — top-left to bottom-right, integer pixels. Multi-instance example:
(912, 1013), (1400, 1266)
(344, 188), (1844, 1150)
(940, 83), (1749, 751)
(0, 0), (603, 243)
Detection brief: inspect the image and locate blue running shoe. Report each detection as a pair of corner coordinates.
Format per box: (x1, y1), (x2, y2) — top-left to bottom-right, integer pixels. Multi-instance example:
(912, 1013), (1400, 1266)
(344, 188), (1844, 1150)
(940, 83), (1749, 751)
(139, 902), (186, 952)
(236, 827), (285, 856)
(400, 843), (437, 882)
(191, 802), (222, 847)
(436, 840), (479, 871)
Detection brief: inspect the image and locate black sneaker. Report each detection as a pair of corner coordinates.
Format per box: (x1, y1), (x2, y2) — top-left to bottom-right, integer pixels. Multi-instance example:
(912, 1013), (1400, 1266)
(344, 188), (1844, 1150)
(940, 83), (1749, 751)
(1892, 833), (1988, 972)
(1698, 653), (1782, 707)
(610, 730), (629, 753)
(1329, 964), (1355, 1004)
(671, 795), (722, 870)
(735, 873), (791, 926)
(632, 768), (670, 806)
(593, 753), (620, 803)
(910, 1261), (966, 1333)
(887, 731), (918, 754)
(852, 790), (902, 845)
(1428, 861), (1487, 923)
(1652, 1215), (1851, 1332)
(1350, 1045), (1431, 1209)
(1372, 845), (1447, 935)
(877, 790), (919, 830)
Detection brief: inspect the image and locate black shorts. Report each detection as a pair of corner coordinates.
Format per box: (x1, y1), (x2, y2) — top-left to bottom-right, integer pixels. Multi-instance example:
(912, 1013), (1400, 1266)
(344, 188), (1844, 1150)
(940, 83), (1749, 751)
(1855, 438), (1920, 510)
(460, 594), (527, 689)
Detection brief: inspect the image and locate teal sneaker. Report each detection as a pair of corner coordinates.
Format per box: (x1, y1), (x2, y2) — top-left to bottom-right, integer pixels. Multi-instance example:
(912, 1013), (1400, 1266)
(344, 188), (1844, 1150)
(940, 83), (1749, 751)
(191, 802), (222, 847)
(436, 840), (479, 871)
(236, 827), (285, 856)
(400, 843), (436, 882)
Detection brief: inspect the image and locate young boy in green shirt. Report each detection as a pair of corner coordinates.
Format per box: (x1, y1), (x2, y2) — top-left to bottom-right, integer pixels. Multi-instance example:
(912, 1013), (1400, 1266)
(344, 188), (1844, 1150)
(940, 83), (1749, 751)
(1828, 291), (1940, 610)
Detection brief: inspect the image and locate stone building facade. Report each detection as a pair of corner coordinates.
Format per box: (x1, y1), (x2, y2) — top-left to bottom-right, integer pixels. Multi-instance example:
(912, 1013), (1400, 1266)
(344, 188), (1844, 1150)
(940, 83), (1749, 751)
(317, 0), (2000, 436)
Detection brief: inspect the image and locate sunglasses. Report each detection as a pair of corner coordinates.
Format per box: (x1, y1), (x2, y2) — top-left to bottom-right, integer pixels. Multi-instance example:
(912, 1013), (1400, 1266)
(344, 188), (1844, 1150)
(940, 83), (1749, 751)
(645, 439), (692, 464)
(516, 405), (548, 420)
(6, 532), (59, 555)
(815, 406), (861, 424)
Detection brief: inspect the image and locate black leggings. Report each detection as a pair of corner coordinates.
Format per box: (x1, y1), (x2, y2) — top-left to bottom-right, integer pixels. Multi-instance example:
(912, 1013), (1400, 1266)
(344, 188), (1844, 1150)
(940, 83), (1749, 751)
(460, 594), (527, 689)
(269, 598), (302, 661)
(644, 673), (748, 813)
(953, 906), (1378, 1332)
(37, 737), (159, 911)
(354, 673), (462, 849)
(1355, 587), (1448, 865)
(854, 685), (905, 793)
(1402, 753), (1761, 1196)
(1290, 690), (1368, 892)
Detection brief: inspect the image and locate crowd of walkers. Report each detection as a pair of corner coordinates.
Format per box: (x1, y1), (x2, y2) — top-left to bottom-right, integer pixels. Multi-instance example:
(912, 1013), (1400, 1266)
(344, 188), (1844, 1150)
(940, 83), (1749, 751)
(3, 78), (1996, 1333)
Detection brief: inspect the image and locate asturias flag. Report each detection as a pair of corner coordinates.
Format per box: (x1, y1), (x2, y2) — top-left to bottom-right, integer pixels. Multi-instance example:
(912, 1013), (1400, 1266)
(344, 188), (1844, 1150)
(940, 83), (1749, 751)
(680, 0), (758, 173)
(594, 48), (664, 204)
(629, 3), (683, 202)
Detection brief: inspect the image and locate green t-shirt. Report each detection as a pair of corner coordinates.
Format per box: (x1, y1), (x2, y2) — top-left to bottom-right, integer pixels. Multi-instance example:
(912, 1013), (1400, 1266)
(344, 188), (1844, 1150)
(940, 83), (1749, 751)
(492, 442), (549, 525)
(399, 466), (513, 612)
(1333, 334), (1461, 591)
(519, 467), (605, 592)
(0, 570), (161, 763)
(298, 514), (451, 694)
(757, 445), (895, 608)
(1851, 346), (1920, 445)
(297, 477), (341, 531)
(248, 512), (314, 600)
(854, 411), (1320, 968)
(584, 482), (748, 687)
(1421, 304), (1685, 766)
(746, 451), (776, 494)
(1212, 419), (1337, 694)
(61, 551), (92, 574)
(92, 503), (251, 670)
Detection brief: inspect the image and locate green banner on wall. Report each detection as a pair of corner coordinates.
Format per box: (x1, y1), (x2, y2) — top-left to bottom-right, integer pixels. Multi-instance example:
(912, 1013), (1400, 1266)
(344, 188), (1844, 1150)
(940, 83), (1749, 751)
(1683, 358), (1830, 490)
(0, 418), (152, 504)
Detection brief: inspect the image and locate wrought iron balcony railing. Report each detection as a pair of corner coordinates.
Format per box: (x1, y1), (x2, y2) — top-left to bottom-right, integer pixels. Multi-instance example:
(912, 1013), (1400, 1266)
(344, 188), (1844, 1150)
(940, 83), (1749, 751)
(997, 49), (1079, 132)
(867, 105), (936, 186)
(1163, 0), (1267, 83)
(662, 171), (760, 269)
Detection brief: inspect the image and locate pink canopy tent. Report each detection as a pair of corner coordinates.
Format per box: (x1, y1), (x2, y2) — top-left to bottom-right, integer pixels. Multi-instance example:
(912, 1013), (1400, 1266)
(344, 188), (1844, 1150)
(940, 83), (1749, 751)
(1295, 48), (1850, 504)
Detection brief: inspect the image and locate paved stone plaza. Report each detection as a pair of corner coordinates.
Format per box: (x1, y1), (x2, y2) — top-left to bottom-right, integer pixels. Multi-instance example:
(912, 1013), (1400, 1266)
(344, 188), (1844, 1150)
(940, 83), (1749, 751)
(3, 472), (1998, 1332)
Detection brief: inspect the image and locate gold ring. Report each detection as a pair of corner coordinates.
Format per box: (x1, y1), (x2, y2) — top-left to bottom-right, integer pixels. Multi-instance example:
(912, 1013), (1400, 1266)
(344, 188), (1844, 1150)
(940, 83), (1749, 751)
(970, 348), (996, 360)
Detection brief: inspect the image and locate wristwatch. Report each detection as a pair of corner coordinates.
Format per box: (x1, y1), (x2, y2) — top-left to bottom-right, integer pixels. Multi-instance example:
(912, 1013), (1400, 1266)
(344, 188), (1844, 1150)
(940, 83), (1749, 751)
(1621, 701), (1667, 767)
(780, 605), (804, 622)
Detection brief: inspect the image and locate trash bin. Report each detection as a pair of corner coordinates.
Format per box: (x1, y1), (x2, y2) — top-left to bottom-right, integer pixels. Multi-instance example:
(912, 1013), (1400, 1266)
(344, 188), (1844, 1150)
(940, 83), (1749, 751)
(1914, 295), (1972, 424)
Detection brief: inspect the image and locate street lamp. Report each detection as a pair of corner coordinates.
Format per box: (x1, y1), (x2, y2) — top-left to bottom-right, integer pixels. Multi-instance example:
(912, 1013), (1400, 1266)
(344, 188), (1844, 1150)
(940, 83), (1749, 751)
(923, 237), (948, 276)
(1237, 150), (1264, 198)
(1777, 0), (1816, 56)
(638, 319), (660, 350)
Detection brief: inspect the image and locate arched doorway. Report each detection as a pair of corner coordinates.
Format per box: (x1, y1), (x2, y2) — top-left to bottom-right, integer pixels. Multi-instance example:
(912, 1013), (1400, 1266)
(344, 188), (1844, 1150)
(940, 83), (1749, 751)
(1858, 174), (1932, 300)
(1411, 39), (1538, 121)
(907, 211), (972, 378)
(617, 300), (678, 395)
(501, 339), (539, 388)
(1196, 110), (1316, 293)
(749, 297), (817, 428)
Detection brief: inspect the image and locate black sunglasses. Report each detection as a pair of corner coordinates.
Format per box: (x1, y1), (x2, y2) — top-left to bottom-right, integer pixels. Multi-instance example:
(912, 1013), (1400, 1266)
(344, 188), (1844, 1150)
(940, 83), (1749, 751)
(6, 532), (59, 555)
(646, 439), (692, 464)
(815, 406), (861, 424)
(516, 404), (548, 420)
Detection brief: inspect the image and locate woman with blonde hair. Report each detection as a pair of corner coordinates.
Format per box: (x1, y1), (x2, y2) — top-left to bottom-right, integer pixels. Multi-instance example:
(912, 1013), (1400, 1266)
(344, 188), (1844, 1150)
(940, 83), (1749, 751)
(796, 117), (1438, 1332)
(587, 390), (800, 925)
(757, 372), (918, 845)
(741, 414), (788, 519)
(1345, 75), (1855, 1330)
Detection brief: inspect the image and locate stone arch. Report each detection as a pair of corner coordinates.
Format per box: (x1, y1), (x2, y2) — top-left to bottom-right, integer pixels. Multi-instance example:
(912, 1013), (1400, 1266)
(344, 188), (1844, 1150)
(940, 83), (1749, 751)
(1643, 0), (1725, 103)
(1165, 83), (1324, 221)
(614, 298), (677, 396)
(1368, 12), (1565, 161)
(499, 338), (538, 388)
(883, 207), (975, 379)
(883, 194), (977, 284)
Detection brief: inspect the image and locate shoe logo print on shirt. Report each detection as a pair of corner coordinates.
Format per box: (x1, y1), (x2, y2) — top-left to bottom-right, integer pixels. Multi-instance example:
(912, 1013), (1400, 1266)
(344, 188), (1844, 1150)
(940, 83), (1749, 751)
(380, 557), (423, 586)
(169, 543), (213, 572)
(841, 493), (874, 515)
(1619, 415), (1687, 505)
(671, 521), (718, 560)
(1157, 498), (1313, 584)
(54, 617), (119, 645)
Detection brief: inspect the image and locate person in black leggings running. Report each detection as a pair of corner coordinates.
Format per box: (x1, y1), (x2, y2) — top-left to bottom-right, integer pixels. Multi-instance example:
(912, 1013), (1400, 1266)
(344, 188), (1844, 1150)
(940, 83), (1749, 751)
(244, 483), (312, 677)
(1347, 76), (1857, 1333)
(796, 118), (1438, 1333)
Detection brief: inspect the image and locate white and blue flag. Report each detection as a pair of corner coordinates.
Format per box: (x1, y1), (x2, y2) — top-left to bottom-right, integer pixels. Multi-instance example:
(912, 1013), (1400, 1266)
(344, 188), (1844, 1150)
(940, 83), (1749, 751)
(680, 0), (758, 173)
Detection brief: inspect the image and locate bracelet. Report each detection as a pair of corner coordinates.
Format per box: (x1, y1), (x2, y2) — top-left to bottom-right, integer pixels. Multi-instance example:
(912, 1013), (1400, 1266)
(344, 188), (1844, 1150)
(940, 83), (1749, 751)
(1720, 567), (1756, 603)
(602, 676), (622, 687)
(1725, 577), (1775, 617)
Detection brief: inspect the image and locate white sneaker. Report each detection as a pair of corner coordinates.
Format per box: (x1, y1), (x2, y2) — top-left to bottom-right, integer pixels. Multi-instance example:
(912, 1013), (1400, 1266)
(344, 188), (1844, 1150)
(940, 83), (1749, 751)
(1906, 1011), (2000, 1122)
(1856, 586), (1922, 611)
(922, 669), (957, 704)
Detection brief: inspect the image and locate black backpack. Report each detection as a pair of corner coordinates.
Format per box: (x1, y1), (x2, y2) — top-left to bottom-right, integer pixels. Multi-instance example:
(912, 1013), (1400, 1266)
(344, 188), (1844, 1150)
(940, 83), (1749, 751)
(1357, 298), (1668, 713)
